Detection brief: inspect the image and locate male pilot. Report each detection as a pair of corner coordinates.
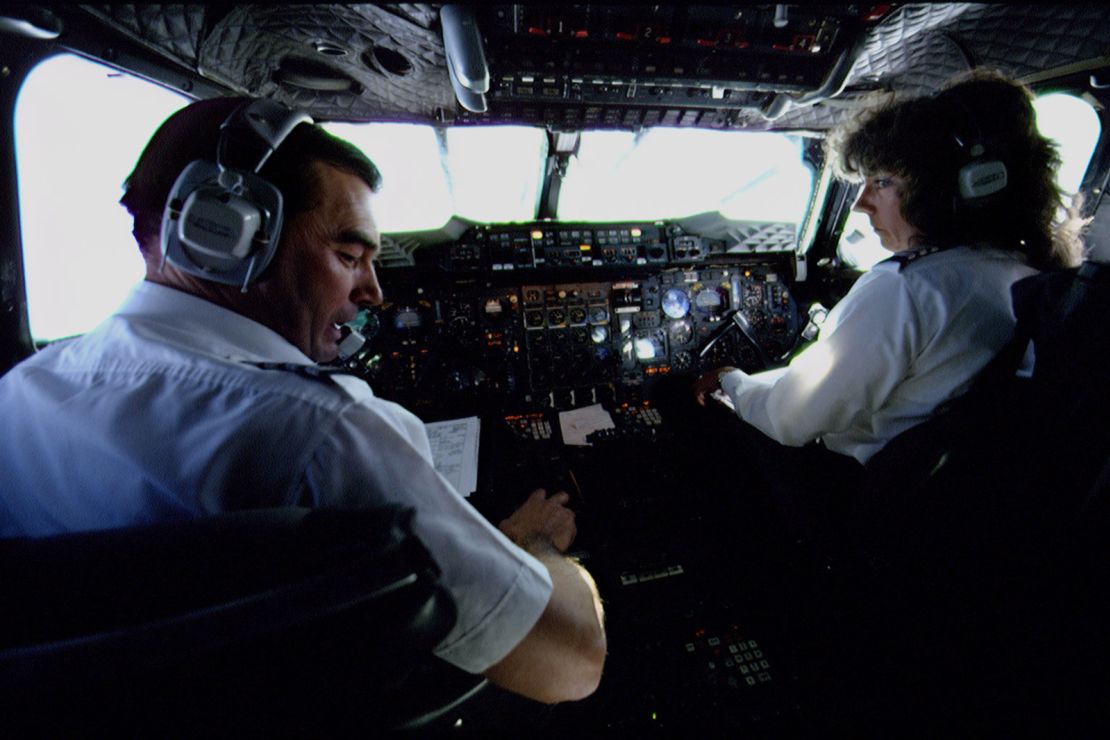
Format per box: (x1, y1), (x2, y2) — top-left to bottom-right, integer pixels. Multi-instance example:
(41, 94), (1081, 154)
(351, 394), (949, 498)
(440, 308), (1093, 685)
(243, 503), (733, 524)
(0, 97), (606, 703)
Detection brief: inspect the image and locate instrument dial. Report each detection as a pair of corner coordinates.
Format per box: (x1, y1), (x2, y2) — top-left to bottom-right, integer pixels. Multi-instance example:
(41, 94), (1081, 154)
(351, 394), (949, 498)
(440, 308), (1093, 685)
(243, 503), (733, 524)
(525, 309), (545, 328)
(694, 287), (727, 317)
(668, 319), (693, 346)
(661, 288), (691, 319)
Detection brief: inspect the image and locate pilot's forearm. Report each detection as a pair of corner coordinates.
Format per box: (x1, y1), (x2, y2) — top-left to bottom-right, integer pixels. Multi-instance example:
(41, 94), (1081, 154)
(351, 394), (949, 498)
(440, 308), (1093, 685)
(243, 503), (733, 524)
(484, 539), (607, 704)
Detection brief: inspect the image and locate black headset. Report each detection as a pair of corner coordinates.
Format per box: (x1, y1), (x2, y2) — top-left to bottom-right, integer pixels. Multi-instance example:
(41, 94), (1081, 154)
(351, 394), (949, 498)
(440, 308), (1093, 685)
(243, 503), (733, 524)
(160, 99), (313, 291)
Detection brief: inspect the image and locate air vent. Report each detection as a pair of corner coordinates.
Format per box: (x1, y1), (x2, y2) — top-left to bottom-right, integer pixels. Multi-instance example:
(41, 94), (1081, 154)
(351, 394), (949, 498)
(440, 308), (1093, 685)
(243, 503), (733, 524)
(366, 45), (414, 77)
(378, 235), (418, 267)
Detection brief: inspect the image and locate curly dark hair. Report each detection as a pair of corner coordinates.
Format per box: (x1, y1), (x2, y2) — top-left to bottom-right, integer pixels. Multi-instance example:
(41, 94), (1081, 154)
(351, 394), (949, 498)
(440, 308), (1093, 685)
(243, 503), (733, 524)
(121, 97), (382, 256)
(826, 69), (1084, 270)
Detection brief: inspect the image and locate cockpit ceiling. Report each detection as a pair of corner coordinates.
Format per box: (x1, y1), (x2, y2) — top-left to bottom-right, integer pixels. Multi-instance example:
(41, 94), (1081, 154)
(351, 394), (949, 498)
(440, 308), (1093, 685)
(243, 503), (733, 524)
(56, 4), (1110, 130)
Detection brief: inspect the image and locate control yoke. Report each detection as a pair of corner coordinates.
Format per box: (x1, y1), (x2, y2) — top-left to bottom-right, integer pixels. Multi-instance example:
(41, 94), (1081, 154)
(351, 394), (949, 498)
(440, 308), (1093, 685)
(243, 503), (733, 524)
(697, 308), (774, 371)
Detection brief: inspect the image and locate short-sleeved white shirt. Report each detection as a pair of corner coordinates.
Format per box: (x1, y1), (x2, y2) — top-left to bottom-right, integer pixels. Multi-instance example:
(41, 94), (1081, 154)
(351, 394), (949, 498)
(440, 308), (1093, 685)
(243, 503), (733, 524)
(719, 246), (1038, 464)
(0, 280), (552, 673)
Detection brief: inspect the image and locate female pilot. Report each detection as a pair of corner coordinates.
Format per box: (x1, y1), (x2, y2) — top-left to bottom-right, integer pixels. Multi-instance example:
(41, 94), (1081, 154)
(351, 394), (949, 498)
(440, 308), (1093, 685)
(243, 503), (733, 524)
(693, 70), (1084, 527)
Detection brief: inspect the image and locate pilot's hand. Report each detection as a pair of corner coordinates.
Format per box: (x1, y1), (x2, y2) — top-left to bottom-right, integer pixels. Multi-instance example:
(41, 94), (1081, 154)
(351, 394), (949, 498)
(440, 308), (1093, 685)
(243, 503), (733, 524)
(693, 366), (737, 407)
(499, 488), (577, 553)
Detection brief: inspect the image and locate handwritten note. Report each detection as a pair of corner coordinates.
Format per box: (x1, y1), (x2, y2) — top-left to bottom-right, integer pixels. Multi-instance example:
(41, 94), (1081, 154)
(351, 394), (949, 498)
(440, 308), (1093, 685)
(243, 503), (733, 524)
(425, 416), (481, 497)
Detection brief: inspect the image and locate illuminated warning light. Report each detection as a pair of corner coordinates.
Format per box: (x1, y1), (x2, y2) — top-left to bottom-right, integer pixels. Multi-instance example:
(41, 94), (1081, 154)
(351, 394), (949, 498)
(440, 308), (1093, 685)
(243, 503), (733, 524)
(531, 230), (544, 240)
(864, 4), (893, 22)
(574, 30), (588, 39)
(630, 227), (642, 237)
(579, 244), (592, 251)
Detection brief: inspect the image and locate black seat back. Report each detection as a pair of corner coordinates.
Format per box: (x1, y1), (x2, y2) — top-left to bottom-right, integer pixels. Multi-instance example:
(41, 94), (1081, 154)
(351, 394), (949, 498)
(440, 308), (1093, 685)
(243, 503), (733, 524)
(855, 261), (1110, 573)
(0, 506), (486, 734)
(827, 261), (1110, 731)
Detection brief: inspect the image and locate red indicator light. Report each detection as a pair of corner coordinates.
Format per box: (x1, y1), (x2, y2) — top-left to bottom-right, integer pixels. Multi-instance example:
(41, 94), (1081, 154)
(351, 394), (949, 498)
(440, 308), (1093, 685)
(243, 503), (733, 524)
(864, 4), (893, 22)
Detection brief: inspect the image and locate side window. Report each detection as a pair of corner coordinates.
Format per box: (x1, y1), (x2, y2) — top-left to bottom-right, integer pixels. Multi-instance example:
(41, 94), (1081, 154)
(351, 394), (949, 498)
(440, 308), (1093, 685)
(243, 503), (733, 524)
(837, 91), (1102, 270)
(16, 53), (187, 342)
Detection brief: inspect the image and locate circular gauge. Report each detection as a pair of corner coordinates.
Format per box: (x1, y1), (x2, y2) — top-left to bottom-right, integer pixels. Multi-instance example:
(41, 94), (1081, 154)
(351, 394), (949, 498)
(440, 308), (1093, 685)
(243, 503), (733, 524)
(590, 325), (609, 344)
(525, 310), (545, 328)
(547, 308), (567, 327)
(528, 331), (548, 350)
(634, 334), (664, 362)
(662, 288), (691, 319)
(568, 306), (587, 325)
(694, 287), (727, 317)
(589, 305), (609, 324)
(672, 350), (692, 371)
(668, 319), (693, 346)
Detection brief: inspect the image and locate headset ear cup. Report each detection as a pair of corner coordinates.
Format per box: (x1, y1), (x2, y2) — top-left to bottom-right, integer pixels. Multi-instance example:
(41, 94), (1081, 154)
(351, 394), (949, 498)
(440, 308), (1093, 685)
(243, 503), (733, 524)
(162, 160), (285, 287)
(958, 158), (1008, 201)
(159, 100), (310, 290)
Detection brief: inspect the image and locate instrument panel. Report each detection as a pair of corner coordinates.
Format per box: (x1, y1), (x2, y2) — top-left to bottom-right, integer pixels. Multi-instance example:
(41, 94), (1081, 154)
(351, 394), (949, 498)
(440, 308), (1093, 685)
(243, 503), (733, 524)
(339, 225), (803, 415)
(318, 225), (813, 731)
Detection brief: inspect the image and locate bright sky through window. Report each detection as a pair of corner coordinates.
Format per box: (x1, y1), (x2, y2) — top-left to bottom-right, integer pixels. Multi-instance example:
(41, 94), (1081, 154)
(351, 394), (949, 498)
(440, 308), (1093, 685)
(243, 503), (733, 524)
(16, 54), (187, 341)
(16, 53), (1101, 341)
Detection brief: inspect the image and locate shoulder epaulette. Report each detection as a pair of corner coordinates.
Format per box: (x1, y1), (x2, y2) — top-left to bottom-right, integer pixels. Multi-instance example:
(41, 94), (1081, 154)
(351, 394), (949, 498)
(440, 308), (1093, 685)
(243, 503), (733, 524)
(880, 244), (946, 272)
(244, 361), (360, 385)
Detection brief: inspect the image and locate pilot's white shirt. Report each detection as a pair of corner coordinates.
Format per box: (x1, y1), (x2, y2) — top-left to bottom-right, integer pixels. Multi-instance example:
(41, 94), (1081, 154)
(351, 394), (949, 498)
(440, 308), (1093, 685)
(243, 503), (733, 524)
(0, 280), (552, 674)
(719, 246), (1038, 464)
